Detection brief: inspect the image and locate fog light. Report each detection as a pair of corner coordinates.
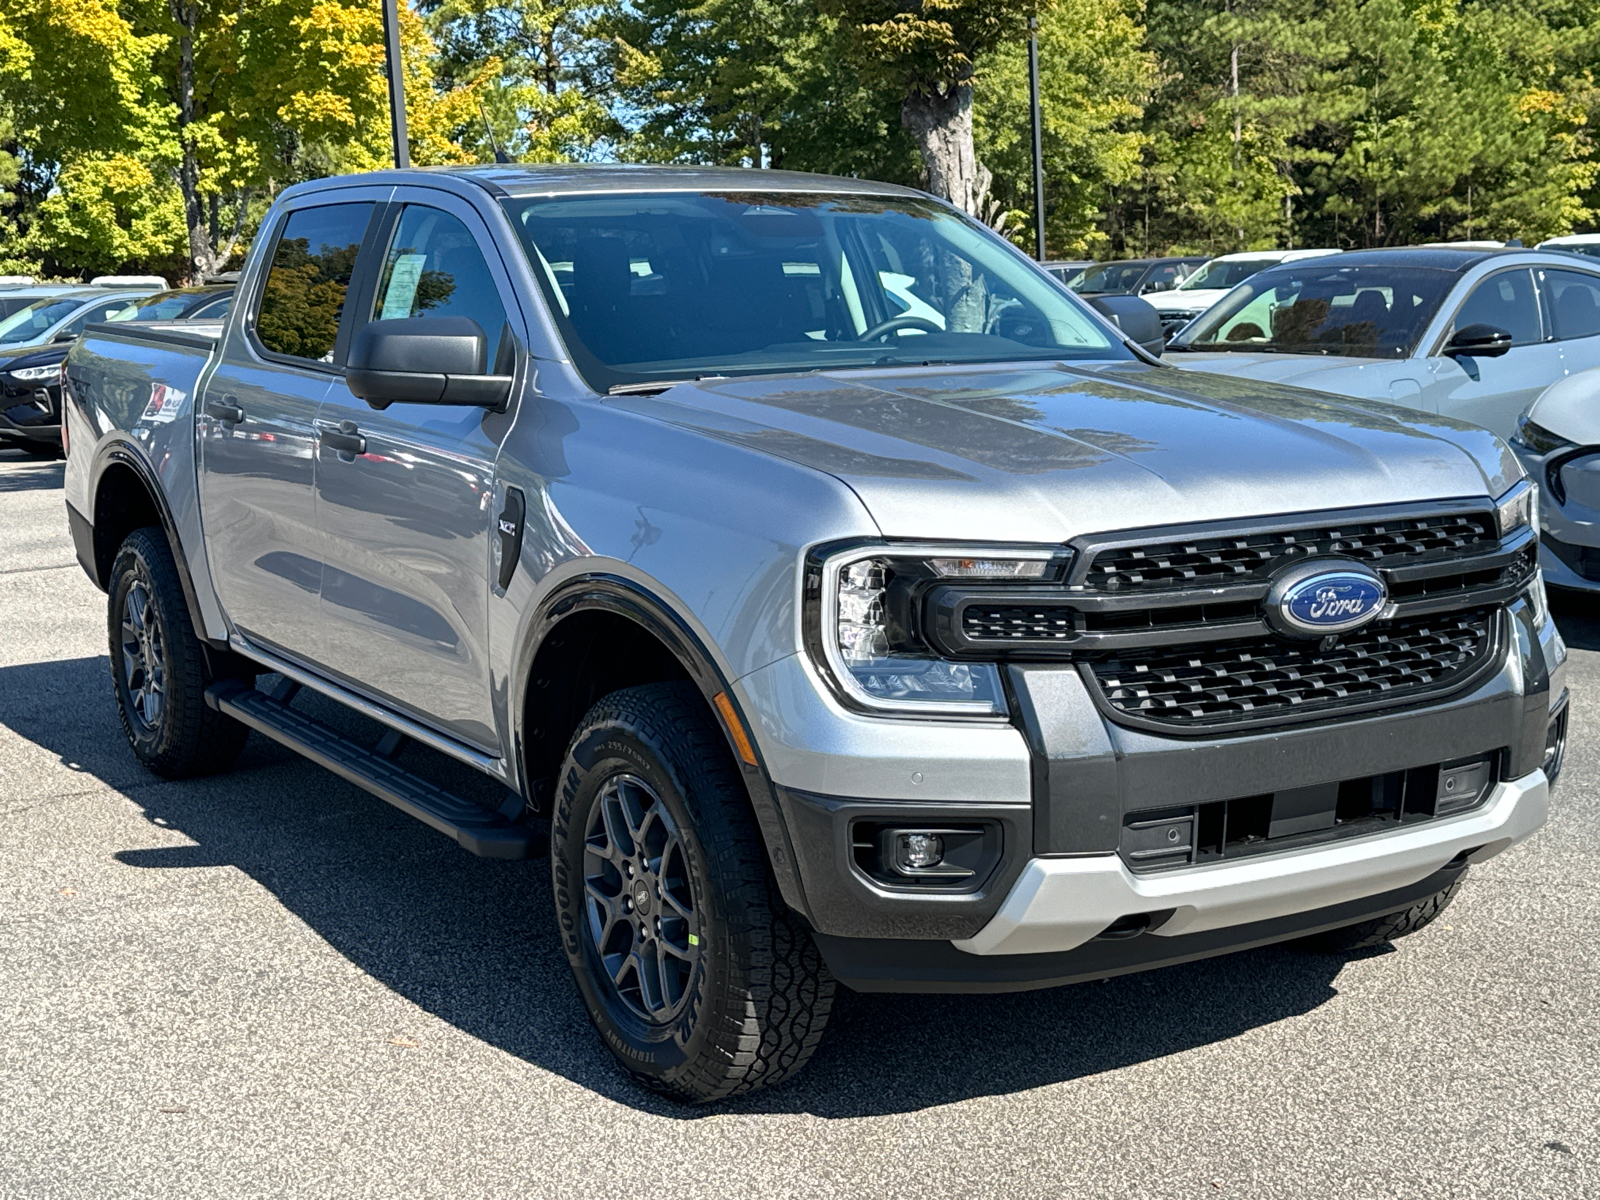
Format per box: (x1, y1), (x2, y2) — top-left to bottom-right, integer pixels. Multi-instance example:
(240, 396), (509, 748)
(899, 832), (944, 869)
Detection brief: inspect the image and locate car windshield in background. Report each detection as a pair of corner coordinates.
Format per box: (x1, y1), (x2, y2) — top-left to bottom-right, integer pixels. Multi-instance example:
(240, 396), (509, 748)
(1069, 262), (1149, 294)
(1176, 258), (1279, 291)
(107, 292), (212, 322)
(500, 192), (1129, 392)
(1173, 262), (1457, 358)
(0, 297), (80, 345)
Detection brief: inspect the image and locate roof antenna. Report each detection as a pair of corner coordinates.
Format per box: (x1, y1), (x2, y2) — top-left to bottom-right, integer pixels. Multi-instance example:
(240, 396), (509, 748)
(478, 100), (512, 164)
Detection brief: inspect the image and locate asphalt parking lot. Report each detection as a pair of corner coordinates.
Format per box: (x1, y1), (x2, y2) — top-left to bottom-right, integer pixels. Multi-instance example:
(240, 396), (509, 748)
(0, 446), (1596, 1200)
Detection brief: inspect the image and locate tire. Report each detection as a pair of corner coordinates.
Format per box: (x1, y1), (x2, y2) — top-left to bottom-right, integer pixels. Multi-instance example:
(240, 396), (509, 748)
(1300, 874), (1465, 953)
(551, 681), (833, 1103)
(108, 526), (251, 778)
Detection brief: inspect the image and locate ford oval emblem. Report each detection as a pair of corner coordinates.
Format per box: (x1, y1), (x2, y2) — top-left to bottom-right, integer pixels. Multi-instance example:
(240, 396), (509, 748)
(1265, 561), (1387, 638)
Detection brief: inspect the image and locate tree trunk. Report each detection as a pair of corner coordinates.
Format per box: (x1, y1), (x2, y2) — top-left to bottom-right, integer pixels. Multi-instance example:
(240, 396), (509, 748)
(902, 83), (991, 216)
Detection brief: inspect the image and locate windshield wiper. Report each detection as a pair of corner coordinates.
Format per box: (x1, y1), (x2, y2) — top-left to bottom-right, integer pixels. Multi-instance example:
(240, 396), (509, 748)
(608, 376), (729, 396)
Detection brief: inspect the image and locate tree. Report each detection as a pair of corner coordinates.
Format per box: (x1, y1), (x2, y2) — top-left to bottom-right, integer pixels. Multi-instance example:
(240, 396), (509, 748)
(974, 0), (1152, 255)
(0, 0), (486, 282)
(818, 0), (1046, 213)
(422, 0), (621, 161)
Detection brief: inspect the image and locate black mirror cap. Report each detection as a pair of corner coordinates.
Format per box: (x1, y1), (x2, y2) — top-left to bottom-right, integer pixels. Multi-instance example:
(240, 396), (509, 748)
(1445, 323), (1514, 358)
(346, 316), (512, 409)
(1090, 294), (1165, 357)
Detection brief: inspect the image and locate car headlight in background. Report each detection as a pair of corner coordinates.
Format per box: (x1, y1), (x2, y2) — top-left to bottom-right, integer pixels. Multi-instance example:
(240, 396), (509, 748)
(1513, 417), (1573, 456)
(7, 363), (61, 383)
(808, 543), (1064, 716)
(1495, 479), (1537, 538)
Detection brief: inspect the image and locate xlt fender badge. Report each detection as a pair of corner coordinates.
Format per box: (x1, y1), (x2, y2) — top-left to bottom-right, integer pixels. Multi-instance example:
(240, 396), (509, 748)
(495, 485), (526, 592)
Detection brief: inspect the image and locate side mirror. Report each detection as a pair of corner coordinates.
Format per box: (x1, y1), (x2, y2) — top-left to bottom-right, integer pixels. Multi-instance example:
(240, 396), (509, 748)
(345, 316), (513, 409)
(1090, 294), (1165, 357)
(53, 330), (78, 343)
(1444, 323), (1513, 359)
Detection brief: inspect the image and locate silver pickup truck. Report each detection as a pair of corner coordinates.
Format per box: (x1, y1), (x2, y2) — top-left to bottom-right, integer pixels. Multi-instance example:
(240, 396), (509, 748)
(63, 165), (1566, 1102)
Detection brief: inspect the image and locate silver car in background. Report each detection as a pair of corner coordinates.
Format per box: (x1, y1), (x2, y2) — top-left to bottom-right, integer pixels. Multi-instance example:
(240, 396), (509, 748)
(1166, 247), (1600, 440)
(1512, 366), (1600, 591)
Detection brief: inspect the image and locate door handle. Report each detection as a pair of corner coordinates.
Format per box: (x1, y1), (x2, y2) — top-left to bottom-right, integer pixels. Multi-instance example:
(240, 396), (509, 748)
(320, 420), (366, 457)
(205, 397), (244, 423)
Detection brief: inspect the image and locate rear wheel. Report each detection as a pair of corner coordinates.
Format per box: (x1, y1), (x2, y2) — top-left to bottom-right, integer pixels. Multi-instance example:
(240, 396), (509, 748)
(1300, 875), (1464, 952)
(551, 682), (833, 1103)
(109, 527), (251, 777)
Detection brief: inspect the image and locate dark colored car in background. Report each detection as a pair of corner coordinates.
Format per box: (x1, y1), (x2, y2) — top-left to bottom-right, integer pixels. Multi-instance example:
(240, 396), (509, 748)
(0, 286), (233, 457)
(1069, 256), (1208, 297)
(1042, 259), (1093, 284)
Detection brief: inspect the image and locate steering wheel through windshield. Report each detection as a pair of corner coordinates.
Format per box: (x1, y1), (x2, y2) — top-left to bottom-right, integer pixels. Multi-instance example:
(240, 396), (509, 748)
(857, 315), (942, 342)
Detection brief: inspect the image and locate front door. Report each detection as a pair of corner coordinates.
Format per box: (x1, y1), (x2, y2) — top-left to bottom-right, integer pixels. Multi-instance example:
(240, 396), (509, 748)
(197, 198), (380, 662)
(1429, 267), (1562, 439)
(312, 194), (521, 752)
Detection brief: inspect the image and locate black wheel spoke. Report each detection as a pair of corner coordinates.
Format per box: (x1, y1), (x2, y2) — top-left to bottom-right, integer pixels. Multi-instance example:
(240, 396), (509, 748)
(581, 771), (701, 1027)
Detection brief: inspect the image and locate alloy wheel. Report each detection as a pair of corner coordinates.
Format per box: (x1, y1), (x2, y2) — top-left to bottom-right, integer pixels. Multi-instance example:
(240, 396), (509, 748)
(119, 571), (165, 731)
(582, 772), (700, 1025)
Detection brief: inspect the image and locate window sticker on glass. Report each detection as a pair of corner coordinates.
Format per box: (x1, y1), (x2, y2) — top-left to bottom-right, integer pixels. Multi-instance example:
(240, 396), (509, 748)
(381, 253), (428, 320)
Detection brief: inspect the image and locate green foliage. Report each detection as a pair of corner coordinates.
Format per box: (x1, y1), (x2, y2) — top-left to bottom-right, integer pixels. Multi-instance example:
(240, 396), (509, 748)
(975, 0), (1152, 254)
(3, 0), (1600, 273)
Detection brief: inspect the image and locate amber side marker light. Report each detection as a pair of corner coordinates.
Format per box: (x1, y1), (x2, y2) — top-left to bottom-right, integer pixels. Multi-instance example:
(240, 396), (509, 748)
(712, 691), (759, 767)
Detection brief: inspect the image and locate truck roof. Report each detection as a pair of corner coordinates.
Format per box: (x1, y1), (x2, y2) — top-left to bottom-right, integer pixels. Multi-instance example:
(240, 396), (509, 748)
(280, 163), (930, 204)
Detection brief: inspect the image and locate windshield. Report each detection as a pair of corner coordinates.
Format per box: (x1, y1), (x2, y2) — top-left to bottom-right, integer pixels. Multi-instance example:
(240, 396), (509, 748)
(1069, 262), (1150, 294)
(0, 297), (81, 346)
(501, 192), (1128, 391)
(1172, 262), (1457, 358)
(1176, 258), (1279, 291)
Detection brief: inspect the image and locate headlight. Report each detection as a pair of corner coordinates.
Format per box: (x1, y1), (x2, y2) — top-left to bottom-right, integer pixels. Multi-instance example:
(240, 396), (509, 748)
(808, 543), (1063, 717)
(7, 363), (60, 383)
(1495, 480), (1537, 538)
(1513, 417), (1573, 456)
(1526, 568), (1550, 629)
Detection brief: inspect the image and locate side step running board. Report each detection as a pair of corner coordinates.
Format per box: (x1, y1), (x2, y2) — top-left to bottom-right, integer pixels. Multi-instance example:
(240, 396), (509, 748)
(205, 680), (535, 860)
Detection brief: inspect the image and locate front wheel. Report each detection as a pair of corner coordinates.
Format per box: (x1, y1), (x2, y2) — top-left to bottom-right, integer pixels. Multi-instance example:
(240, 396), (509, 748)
(551, 682), (833, 1103)
(1299, 874), (1465, 952)
(109, 527), (251, 778)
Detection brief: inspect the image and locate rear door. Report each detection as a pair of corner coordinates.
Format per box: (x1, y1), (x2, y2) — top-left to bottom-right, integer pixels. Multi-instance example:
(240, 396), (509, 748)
(310, 189), (523, 752)
(1428, 267), (1562, 438)
(197, 195), (385, 662)
(1538, 266), (1600, 380)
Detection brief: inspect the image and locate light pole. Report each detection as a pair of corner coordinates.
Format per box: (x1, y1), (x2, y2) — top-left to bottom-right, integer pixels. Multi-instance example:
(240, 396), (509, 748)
(1028, 16), (1046, 262)
(382, 0), (409, 169)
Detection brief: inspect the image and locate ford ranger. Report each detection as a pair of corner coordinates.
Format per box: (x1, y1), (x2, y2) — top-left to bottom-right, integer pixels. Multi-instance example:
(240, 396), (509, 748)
(62, 166), (1566, 1102)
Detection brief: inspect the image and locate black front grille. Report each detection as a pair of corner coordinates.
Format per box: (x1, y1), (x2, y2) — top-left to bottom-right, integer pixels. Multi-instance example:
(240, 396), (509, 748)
(1087, 609), (1496, 730)
(1083, 512), (1496, 593)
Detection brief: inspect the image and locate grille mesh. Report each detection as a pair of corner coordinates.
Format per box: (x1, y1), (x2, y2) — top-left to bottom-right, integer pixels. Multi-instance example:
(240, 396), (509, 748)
(1084, 513), (1496, 592)
(1088, 610), (1494, 728)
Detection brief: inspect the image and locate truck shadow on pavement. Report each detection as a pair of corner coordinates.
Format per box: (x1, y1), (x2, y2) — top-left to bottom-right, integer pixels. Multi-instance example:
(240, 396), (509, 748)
(4, 654), (1365, 1118)
(0, 455), (64, 492)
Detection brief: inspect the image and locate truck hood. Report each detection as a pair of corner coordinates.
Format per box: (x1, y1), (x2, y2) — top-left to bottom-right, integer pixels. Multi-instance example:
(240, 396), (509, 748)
(611, 360), (1519, 542)
(1150, 288), (1229, 315)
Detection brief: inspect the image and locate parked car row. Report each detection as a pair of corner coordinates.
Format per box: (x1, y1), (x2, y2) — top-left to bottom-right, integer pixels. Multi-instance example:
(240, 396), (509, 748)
(0, 284), (234, 457)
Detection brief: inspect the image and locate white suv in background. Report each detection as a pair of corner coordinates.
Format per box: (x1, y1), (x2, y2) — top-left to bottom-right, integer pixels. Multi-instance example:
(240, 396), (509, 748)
(1150, 248), (1340, 339)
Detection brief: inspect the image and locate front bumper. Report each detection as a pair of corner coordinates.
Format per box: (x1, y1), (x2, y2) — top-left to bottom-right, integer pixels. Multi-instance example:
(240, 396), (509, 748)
(955, 768), (1547, 956)
(0, 382), (61, 446)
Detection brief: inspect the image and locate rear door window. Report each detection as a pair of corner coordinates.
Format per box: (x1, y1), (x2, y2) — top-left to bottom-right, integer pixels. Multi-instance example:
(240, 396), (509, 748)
(1451, 269), (1542, 346)
(1541, 269), (1600, 341)
(254, 203), (375, 365)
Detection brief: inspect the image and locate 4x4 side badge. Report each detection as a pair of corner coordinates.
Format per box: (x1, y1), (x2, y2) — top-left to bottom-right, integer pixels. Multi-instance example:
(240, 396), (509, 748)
(496, 486), (526, 591)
